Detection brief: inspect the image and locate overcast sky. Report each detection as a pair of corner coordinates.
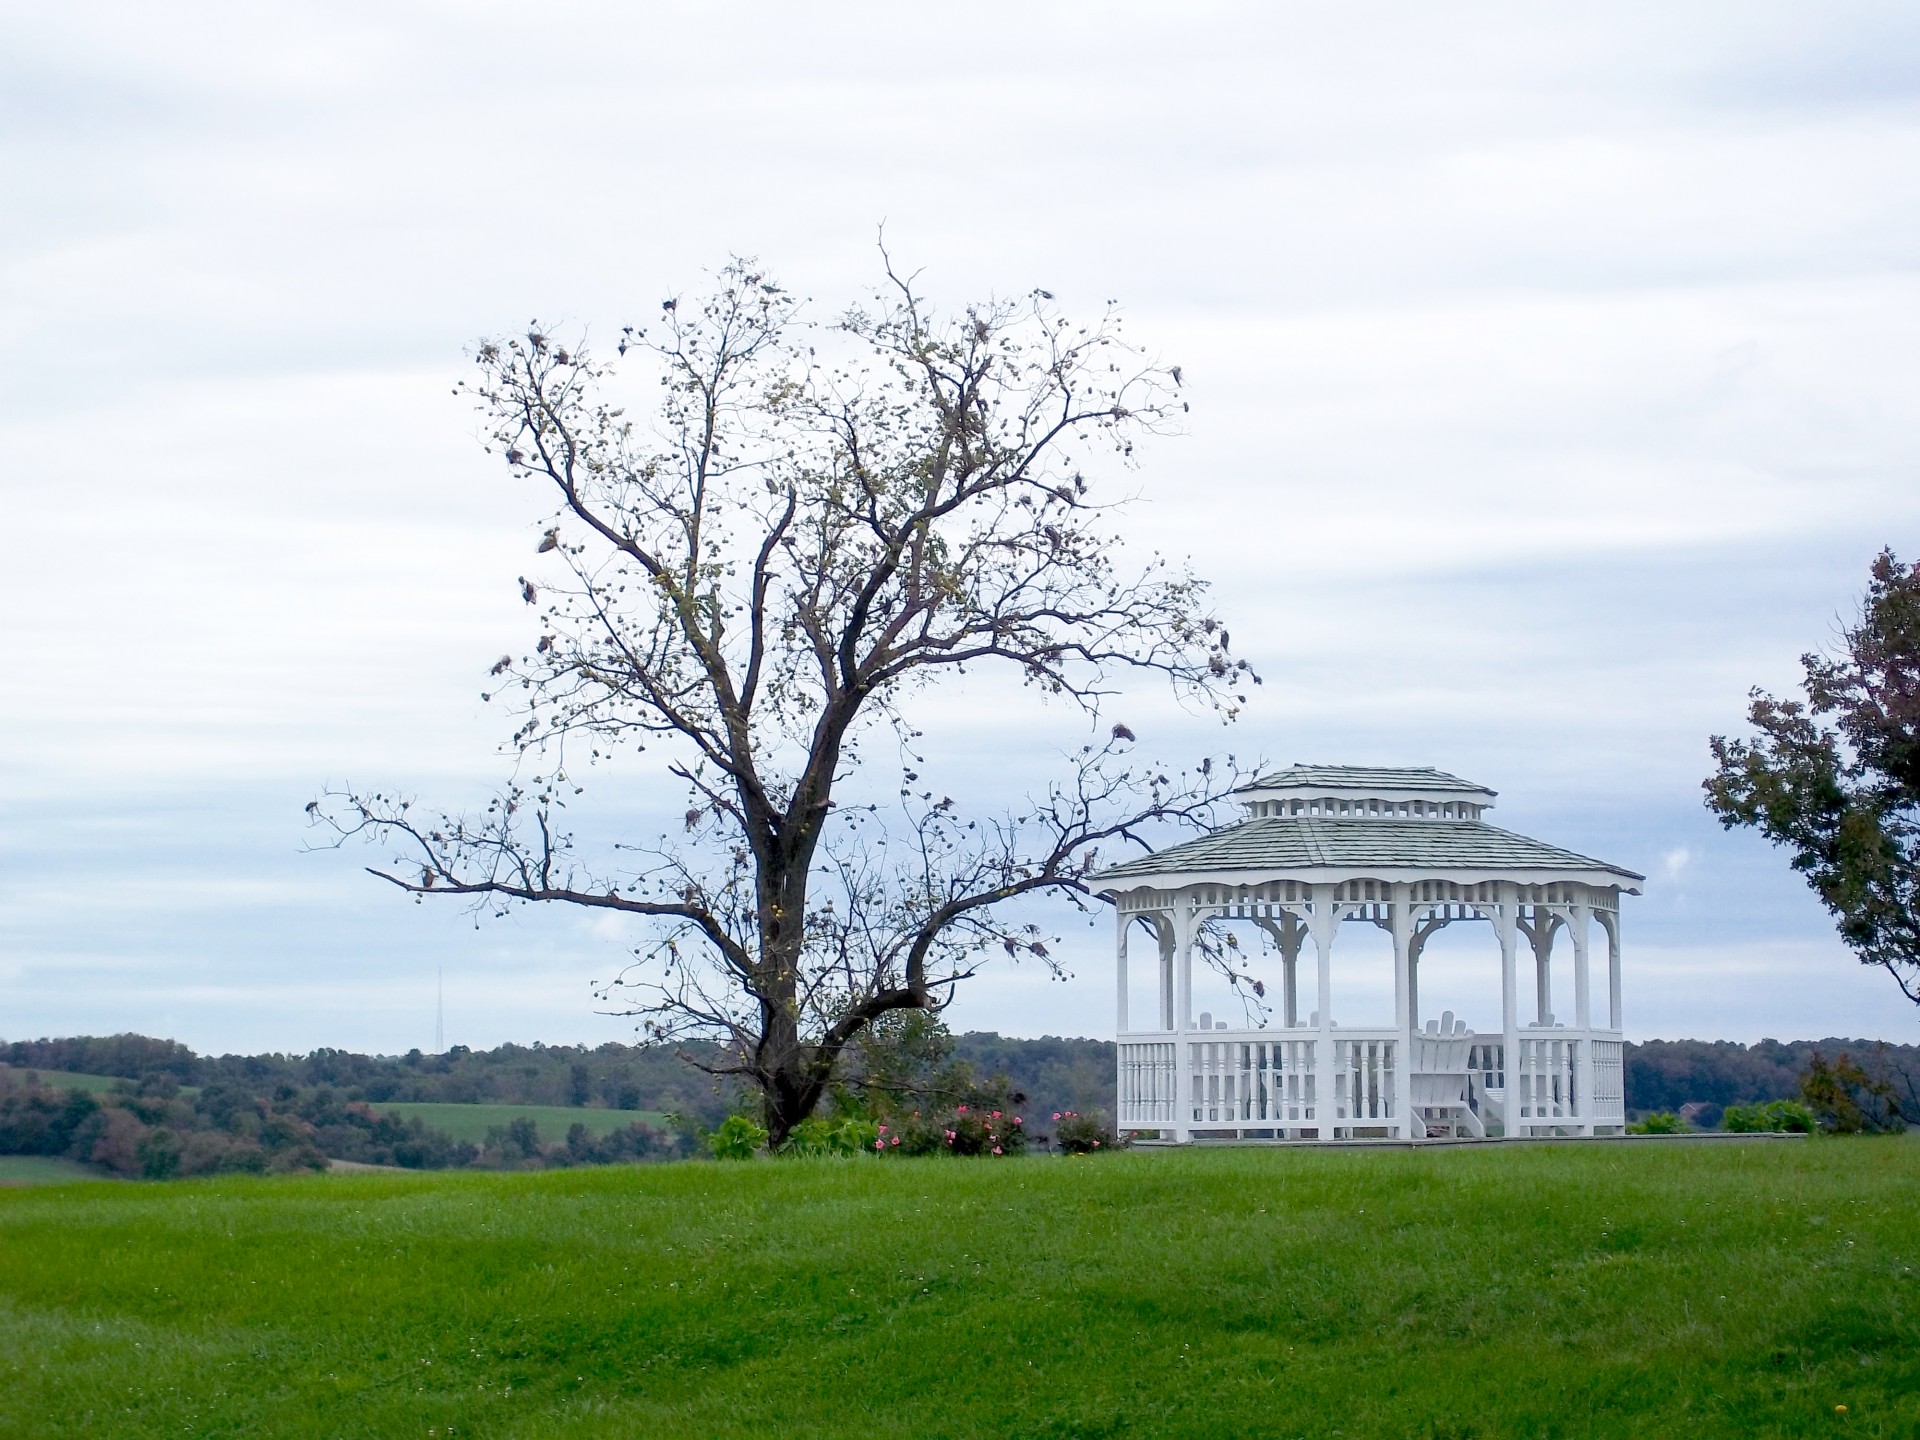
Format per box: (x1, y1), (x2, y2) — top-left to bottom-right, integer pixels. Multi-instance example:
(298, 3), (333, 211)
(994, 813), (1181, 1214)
(6, 2), (1920, 1057)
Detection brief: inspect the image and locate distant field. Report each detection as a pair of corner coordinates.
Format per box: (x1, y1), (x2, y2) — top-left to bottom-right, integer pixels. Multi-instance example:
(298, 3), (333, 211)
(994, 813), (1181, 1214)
(1, 1140), (1916, 1437)
(0, 1156), (106, 1186)
(0, 1069), (130, 1095)
(376, 1101), (667, 1144)
(0, 1073), (654, 1139)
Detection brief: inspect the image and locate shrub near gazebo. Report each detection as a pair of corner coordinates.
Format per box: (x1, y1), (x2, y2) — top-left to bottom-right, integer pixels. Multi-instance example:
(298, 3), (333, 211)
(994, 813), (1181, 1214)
(1096, 766), (1643, 1142)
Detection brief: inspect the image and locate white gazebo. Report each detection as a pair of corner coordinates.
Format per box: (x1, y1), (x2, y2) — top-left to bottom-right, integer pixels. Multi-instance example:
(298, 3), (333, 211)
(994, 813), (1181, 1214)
(1095, 765), (1643, 1142)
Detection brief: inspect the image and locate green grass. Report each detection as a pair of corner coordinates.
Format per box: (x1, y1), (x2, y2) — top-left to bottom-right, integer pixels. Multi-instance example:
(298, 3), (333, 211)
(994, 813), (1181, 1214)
(1, 1141), (1916, 1438)
(376, 1101), (667, 1144)
(0, 1069), (133, 1095)
(0, 1156), (107, 1186)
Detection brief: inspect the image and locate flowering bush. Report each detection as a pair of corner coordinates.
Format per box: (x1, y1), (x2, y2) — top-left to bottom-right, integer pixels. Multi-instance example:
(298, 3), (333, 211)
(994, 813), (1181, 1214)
(877, 1103), (1028, 1158)
(1051, 1110), (1122, 1154)
(948, 1104), (1027, 1157)
(851, 1013), (1046, 1157)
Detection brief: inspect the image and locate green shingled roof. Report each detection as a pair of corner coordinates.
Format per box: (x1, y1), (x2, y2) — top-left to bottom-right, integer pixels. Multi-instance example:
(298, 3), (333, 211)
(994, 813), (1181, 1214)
(1236, 764), (1495, 796)
(1095, 816), (1643, 884)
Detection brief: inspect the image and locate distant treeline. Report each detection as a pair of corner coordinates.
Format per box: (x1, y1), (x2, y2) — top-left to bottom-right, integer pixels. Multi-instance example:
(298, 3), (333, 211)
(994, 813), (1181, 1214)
(0, 1034), (739, 1122)
(0, 1031), (1123, 1135)
(948, 1033), (1117, 1122)
(1625, 1038), (1918, 1119)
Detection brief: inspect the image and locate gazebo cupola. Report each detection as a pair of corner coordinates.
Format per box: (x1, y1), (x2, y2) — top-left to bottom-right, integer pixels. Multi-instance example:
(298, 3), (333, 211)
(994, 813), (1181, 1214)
(1094, 765), (1643, 1143)
(1237, 765), (1495, 821)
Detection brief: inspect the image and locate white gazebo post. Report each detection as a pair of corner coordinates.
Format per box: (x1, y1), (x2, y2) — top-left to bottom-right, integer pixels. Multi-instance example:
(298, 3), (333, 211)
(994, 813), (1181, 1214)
(1114, 909), (1129, 1035)
(1254, 913), (1305, 1028)
(1534, 923), (1553, 1025)
(1157, 916), (1175, 1031)
(1391, 883), (1414, 1134)
(1310, 883), (1338, 1140)
(1497, 882), (1523, 1138)
(1174, 901), (1195, 1142)
(1287, 915), (1302, 1028)
(1606, 911), (1623, 1031)
(1571, 902), (1593, 1136)
(1096, 766), (1641, 1145)
(1407, 927), (1423, 1037)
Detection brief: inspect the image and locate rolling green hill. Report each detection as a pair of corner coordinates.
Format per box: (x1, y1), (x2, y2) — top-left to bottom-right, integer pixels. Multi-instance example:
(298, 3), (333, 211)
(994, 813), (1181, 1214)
(0, 1069), (131, 1095)
(1, 1140), (1915, 1437)
(0, 1156), (105, 1186)
(374, 1101), (667, 1145)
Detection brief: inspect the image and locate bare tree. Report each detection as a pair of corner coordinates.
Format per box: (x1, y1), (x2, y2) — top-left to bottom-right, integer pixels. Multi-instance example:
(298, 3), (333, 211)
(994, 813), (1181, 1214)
(313, 258), (1254, 1145)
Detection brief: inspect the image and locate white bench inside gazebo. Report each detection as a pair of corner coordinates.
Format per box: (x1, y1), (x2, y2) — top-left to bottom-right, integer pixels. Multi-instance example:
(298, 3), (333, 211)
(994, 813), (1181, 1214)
(1095, 765), (1642, 1142)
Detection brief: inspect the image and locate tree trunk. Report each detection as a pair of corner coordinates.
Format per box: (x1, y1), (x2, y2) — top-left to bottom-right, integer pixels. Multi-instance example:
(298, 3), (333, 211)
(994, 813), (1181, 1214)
(763, 1064), (823, 1150)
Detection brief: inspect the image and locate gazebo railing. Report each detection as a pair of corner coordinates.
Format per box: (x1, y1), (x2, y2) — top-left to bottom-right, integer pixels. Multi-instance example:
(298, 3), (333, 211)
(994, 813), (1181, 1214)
(1590, 1037), (1624, 1121)
(1508, 1033), (1626, 1130)
(1514, 1036), (1575, 1121)
(1185, 1033), (1322, 1127)
(1117, 1039), (1178, 1124)
(1118, 1029), (1404, 1134)
(1120, 1029), (1625, 1136)
(1331, 1033), (1398, 1125)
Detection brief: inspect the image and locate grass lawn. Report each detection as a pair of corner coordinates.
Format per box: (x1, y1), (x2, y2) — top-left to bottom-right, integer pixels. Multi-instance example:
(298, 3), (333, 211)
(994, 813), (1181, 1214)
(376, 1101), (667, 1144)
(0, 1069), (141, 1096)
(1, 1140), (1915, 1438)
(0, 1156), (107, 1186)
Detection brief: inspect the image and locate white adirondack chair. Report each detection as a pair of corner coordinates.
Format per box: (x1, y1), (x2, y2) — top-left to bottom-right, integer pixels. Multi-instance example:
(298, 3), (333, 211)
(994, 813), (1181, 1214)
(1408, 1012), (1485, 1138)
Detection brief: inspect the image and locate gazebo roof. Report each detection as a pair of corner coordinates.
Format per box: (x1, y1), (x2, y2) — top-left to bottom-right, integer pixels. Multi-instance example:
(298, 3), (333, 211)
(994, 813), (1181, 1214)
(1095, 757), (1646, 894)
(1095, 764), (1641, 890)
(1097, 815), (1637, 881)
(1090, 821), (1643, 890)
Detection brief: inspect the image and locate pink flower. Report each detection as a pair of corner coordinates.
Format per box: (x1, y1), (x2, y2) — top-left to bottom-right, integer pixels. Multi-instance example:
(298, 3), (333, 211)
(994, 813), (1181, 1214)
(877, 1125), (887, 1135)
(944, 1129), (956, 1140)
(992, 1146), (1003, 1155)
(956, 1105), (967, 1114)
(1092, 1140), (1101, 1147)
(874, 1139), (885, 1151)
(991, 1111), (1002, 1119)
(1013, 1117), (1023, 1126)
(1051, 1112), (1062, 1121)
(890, 1136), (900, 1146)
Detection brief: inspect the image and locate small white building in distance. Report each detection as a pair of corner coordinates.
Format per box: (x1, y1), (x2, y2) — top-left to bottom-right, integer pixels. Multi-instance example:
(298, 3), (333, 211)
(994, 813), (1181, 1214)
(1094, 765), (1643, 1142)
